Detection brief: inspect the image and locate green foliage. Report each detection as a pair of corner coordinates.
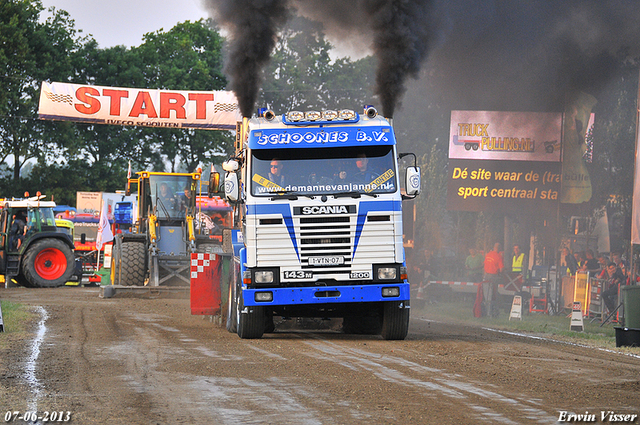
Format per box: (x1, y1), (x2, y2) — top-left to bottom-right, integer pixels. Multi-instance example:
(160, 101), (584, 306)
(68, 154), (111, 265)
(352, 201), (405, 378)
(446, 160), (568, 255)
(413, 145), (448, 251)
(0, 1), (82, 182)
(0, 300), (35, 339)
(259, 16), (376, 113)
(0, 6), (234, 198)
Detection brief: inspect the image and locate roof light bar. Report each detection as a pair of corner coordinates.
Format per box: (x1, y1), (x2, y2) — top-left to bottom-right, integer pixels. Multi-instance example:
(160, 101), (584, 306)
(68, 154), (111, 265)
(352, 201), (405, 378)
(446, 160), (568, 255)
(305, 111), (322, 121)
(286, 111), (304, 122)
(281, 108), (360, 125)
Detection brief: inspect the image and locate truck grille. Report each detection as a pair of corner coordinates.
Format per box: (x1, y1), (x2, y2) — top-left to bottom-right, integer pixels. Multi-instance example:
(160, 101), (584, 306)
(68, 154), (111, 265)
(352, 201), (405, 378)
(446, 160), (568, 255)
(299, 216), (351, 271)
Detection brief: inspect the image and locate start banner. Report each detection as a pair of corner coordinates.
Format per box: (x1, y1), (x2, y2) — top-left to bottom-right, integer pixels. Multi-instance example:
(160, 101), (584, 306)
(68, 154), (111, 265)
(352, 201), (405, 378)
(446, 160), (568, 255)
(38, 81), (241, 130)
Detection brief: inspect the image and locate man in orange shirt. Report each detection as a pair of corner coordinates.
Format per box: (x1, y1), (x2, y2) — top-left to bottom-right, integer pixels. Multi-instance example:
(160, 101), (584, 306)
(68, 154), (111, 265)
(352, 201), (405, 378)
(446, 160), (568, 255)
(483, 242), (504, 317)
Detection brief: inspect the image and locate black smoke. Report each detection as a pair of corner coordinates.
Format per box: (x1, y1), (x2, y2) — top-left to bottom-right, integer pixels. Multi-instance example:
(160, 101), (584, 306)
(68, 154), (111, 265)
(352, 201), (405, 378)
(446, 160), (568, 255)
(294, 0), (432, 118)
(204, 0), (289, 118)
(205, 0), (640, 118)
(204, 0), (432, 118)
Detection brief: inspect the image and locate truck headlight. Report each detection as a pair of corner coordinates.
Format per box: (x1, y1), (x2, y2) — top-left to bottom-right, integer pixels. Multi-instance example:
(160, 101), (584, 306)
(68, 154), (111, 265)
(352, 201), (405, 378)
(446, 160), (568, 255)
(377, 266), (397, 280)
(254, 270), (274, 284)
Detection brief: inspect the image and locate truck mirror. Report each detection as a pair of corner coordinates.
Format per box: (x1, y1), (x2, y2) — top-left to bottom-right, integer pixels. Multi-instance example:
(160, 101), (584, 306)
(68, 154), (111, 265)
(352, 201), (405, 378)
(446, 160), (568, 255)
(208, 172), (220, 198)
(224, 172), (239, 202)
(405, 166), (421, 197)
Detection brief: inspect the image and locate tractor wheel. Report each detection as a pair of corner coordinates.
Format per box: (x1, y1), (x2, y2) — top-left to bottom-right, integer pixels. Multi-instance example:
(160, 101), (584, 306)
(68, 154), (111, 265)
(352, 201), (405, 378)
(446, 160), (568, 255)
(380, 300), (410, 340)
(22, 239), (74, 288)
(118, 241), (146, 286)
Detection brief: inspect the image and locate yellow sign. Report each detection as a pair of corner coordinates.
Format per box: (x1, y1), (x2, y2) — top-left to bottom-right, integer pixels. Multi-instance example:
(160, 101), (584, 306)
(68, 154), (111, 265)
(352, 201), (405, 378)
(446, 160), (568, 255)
(365, 169), (395, 193)
(573, 272), (590, 314)
(252, 174), (284, 192)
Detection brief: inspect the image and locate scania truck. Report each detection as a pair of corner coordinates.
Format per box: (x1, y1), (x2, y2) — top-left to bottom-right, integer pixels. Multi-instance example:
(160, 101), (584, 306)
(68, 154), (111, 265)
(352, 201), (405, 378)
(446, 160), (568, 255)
(220, 106), (421, 339)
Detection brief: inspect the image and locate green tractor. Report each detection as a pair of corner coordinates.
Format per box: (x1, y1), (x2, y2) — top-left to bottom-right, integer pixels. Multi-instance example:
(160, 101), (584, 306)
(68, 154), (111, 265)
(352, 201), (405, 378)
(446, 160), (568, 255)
(0, 194), (77, 288)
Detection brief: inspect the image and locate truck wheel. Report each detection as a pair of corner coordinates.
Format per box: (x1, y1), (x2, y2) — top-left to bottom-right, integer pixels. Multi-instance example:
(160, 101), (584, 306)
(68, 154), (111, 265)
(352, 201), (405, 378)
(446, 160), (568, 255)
(226, 277), (238, 333)
(237, 289), (265, 339)
(380, 301), (410, 340)
(119, 242), (146, 286)
(22, 239), (74, 288)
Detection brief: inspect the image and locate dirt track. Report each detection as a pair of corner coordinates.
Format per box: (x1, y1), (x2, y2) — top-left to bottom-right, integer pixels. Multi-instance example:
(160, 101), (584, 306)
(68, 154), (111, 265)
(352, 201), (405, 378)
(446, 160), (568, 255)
(1, 287), (639, 425)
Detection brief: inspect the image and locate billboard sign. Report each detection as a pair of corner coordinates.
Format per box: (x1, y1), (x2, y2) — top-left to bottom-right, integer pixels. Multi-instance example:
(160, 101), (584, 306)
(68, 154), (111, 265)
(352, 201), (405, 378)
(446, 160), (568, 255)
(446, 159), (561, 213)
(447, 111), (563, 214)
(449, 110), (562, 162)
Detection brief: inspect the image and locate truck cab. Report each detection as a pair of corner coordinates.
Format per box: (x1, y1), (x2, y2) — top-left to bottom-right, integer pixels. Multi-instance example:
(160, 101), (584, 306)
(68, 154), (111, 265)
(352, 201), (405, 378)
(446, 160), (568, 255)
(222, 106), (421, 339)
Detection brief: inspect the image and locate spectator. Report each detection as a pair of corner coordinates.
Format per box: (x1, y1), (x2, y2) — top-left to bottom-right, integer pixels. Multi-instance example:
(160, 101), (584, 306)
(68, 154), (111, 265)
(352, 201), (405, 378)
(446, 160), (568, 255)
(574, 251), (585, 270)
(599, 262), (626, 313)
(563, 247), (578, 276)
(465, 248), (484, 282)
(596, 253), (609, 272)
(582, 249), (600, 272)
(483, 242), (504, 317)
(611, 252), (629, 275)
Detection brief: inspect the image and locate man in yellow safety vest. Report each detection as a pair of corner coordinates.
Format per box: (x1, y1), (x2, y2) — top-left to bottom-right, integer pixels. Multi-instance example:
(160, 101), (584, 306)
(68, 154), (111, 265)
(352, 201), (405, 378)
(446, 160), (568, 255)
(511, 244), (527, 277)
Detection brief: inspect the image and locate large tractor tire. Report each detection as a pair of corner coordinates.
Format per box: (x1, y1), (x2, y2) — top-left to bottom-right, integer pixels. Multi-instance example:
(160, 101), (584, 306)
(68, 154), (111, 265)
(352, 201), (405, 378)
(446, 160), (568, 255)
(380, 300), (410, 340)
(237, 285), (265, 339)
(112, 241), (146, 286)
(21, 239), (74, 288)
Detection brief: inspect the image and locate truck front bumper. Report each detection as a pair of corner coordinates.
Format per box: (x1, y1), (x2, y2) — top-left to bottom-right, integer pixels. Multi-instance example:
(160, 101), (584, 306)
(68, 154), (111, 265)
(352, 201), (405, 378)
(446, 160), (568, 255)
(242, 282), (410, 306)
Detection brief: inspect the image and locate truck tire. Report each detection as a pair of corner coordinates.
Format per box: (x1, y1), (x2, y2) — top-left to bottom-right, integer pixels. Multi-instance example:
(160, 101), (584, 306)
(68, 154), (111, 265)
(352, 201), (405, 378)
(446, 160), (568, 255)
(380, 300), (410, 340)
(226, 277), (238, 333)
(237, 288), (265, 339)
(22, 239), (74, 288)
(118, 241), (146, 286)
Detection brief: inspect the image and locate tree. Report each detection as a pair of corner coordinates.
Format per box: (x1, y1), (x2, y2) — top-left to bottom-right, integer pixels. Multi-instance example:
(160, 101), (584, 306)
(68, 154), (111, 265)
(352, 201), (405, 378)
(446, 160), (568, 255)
(130, 20), (234, 172)
(259, 16), (376, 113)
(0, 1), (85, 185)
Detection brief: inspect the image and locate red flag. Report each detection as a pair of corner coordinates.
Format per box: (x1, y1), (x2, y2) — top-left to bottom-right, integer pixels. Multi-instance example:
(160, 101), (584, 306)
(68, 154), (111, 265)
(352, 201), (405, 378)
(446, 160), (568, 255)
(127, 160), (132, 179)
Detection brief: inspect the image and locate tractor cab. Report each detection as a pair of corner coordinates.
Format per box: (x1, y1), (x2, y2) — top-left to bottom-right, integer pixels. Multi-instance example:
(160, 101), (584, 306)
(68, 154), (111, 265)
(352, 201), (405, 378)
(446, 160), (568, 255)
(0, 194), (77, 287)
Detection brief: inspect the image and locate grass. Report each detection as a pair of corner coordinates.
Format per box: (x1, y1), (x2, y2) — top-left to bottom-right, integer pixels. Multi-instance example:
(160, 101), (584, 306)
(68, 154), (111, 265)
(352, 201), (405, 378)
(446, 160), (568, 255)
(0, 300), (36, 349)
(413, 298), (639, 352)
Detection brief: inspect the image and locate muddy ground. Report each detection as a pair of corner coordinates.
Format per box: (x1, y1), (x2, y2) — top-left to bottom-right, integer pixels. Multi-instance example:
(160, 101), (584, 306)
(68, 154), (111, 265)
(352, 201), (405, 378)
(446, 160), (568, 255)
(0, 286), (639, 425)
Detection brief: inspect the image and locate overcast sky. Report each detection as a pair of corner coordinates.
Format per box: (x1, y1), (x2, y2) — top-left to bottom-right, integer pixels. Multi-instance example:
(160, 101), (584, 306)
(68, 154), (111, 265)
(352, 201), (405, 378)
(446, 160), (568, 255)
(40, 0), (210, 48)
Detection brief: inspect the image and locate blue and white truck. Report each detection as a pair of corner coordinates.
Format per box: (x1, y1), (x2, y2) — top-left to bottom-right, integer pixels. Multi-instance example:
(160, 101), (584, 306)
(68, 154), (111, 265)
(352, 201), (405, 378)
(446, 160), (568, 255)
(220, 106), (421, 339)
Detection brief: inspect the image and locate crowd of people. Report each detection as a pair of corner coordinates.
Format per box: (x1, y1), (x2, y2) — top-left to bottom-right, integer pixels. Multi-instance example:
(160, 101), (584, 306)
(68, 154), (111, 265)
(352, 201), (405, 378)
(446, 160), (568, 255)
(409, 242), (636, 318)
(563, 248), (633, 314)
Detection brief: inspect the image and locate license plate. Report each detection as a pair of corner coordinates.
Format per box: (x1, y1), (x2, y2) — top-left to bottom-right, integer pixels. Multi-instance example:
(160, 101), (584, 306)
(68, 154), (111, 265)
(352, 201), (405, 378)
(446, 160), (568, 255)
(308, 256), (344, 266)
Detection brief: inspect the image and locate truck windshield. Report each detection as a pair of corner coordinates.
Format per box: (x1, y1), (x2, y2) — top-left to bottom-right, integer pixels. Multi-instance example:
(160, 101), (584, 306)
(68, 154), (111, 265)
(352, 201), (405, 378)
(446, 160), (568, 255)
(251, 146), (397, 197)
(148, 175), (194, 219)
